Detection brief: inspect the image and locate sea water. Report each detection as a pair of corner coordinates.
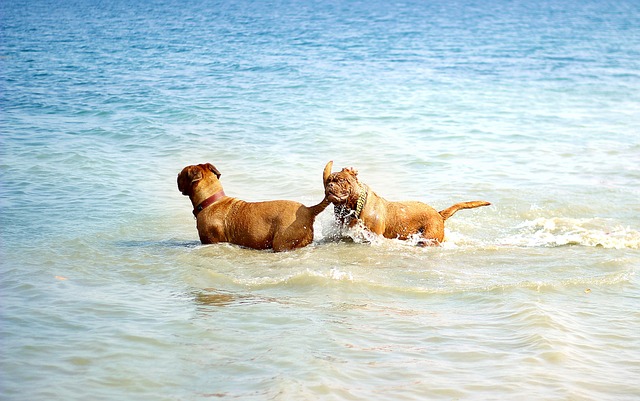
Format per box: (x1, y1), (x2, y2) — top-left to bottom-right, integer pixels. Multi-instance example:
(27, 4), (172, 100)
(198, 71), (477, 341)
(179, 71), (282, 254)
(1, 0), (639, 399)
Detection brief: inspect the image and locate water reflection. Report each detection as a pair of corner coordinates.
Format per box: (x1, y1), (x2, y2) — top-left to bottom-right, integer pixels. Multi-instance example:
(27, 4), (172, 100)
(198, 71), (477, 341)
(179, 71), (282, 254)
(192, 288), (281, 309)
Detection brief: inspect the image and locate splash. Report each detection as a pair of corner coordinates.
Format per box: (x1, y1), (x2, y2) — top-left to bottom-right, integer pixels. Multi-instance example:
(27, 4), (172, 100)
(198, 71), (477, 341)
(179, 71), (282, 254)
(333, 220), (386, 246)
(327, 217), (493, 250)
(326, 215), (640, 250)
(329, 268), (354, 281)
(500, 217), (640, 249)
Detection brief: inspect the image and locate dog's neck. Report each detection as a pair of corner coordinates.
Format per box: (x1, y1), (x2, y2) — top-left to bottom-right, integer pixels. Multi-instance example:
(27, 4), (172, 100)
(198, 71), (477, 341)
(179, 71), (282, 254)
(354, 183), (368, 217)
(191, 180), (226, 217)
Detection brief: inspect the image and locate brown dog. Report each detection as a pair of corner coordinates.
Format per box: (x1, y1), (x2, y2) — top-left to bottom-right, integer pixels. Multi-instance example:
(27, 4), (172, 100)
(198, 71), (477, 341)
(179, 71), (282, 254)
(323, 161), (490, 244)
(178, 163), (330, 252)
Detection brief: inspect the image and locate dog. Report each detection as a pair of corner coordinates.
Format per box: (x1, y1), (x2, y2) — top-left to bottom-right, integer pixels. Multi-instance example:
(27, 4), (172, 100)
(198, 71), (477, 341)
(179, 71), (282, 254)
(178, 163), (330, 251)
(322, 161), (490, 244)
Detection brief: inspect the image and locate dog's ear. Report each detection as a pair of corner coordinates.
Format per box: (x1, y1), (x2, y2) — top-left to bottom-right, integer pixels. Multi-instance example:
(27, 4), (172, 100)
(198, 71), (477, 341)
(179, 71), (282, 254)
(342, 167), (358, 177)
(203, 163), (221, 179)
(323, 161), (333, 184)
(177, 166), (204, 196)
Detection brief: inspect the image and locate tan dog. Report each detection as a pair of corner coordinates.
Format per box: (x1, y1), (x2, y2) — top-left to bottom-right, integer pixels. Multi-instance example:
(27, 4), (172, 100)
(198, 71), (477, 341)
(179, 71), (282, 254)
(323, 161), (490, 244)
(178, 163), (330, 251)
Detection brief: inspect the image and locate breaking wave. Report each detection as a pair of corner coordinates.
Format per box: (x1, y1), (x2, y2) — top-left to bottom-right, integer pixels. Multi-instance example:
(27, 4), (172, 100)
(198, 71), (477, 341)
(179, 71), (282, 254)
(498, 217), (640, 249)
(330, 216), (640, 249)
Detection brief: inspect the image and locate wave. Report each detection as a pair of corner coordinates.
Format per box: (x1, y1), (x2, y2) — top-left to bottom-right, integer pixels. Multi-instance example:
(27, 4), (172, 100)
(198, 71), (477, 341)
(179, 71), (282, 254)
(190, 266), (635, 306)
(327, 216), (640, 249)
(497, 217), (640, 249)
(183, 215), (638, 297)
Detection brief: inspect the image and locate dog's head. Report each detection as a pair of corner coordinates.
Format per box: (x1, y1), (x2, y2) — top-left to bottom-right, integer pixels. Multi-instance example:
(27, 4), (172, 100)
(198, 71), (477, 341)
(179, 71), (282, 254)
(177, 163), (221, 196)
(323, 161), (361, 205)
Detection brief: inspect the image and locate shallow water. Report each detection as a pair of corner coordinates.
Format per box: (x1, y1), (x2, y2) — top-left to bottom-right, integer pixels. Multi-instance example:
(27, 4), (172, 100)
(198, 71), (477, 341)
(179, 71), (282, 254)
(2, 0), (639, 399)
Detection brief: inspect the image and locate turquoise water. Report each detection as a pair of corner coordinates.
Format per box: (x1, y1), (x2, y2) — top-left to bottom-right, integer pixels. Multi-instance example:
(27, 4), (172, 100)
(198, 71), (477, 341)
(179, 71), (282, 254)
(2, 0), (639, 399)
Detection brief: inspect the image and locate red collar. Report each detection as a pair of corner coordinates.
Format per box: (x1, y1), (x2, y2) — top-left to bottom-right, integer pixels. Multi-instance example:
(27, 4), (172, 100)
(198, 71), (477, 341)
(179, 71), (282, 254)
(193, 190), (226, 217)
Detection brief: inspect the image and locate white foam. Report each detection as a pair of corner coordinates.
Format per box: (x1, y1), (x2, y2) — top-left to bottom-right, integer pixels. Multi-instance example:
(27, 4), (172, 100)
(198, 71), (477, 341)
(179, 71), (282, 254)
(500, 217), (640, 249)
(329, 268), (354, 281)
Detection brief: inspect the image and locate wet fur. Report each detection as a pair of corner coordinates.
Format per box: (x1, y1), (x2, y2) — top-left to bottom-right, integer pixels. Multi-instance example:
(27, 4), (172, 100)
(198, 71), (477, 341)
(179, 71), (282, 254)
(322, 161), (490, 244)
(178, 163), (330, 252)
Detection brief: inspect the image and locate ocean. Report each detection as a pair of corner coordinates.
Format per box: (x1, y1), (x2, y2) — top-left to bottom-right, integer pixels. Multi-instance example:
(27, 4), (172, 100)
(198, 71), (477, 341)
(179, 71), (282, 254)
(1, 0), (639, 399)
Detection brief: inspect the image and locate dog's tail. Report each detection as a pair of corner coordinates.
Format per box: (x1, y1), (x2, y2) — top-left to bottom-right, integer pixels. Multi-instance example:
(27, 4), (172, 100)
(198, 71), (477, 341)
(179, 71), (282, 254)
(439, 200), (491, 221)
(309, 197), (332, 217)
